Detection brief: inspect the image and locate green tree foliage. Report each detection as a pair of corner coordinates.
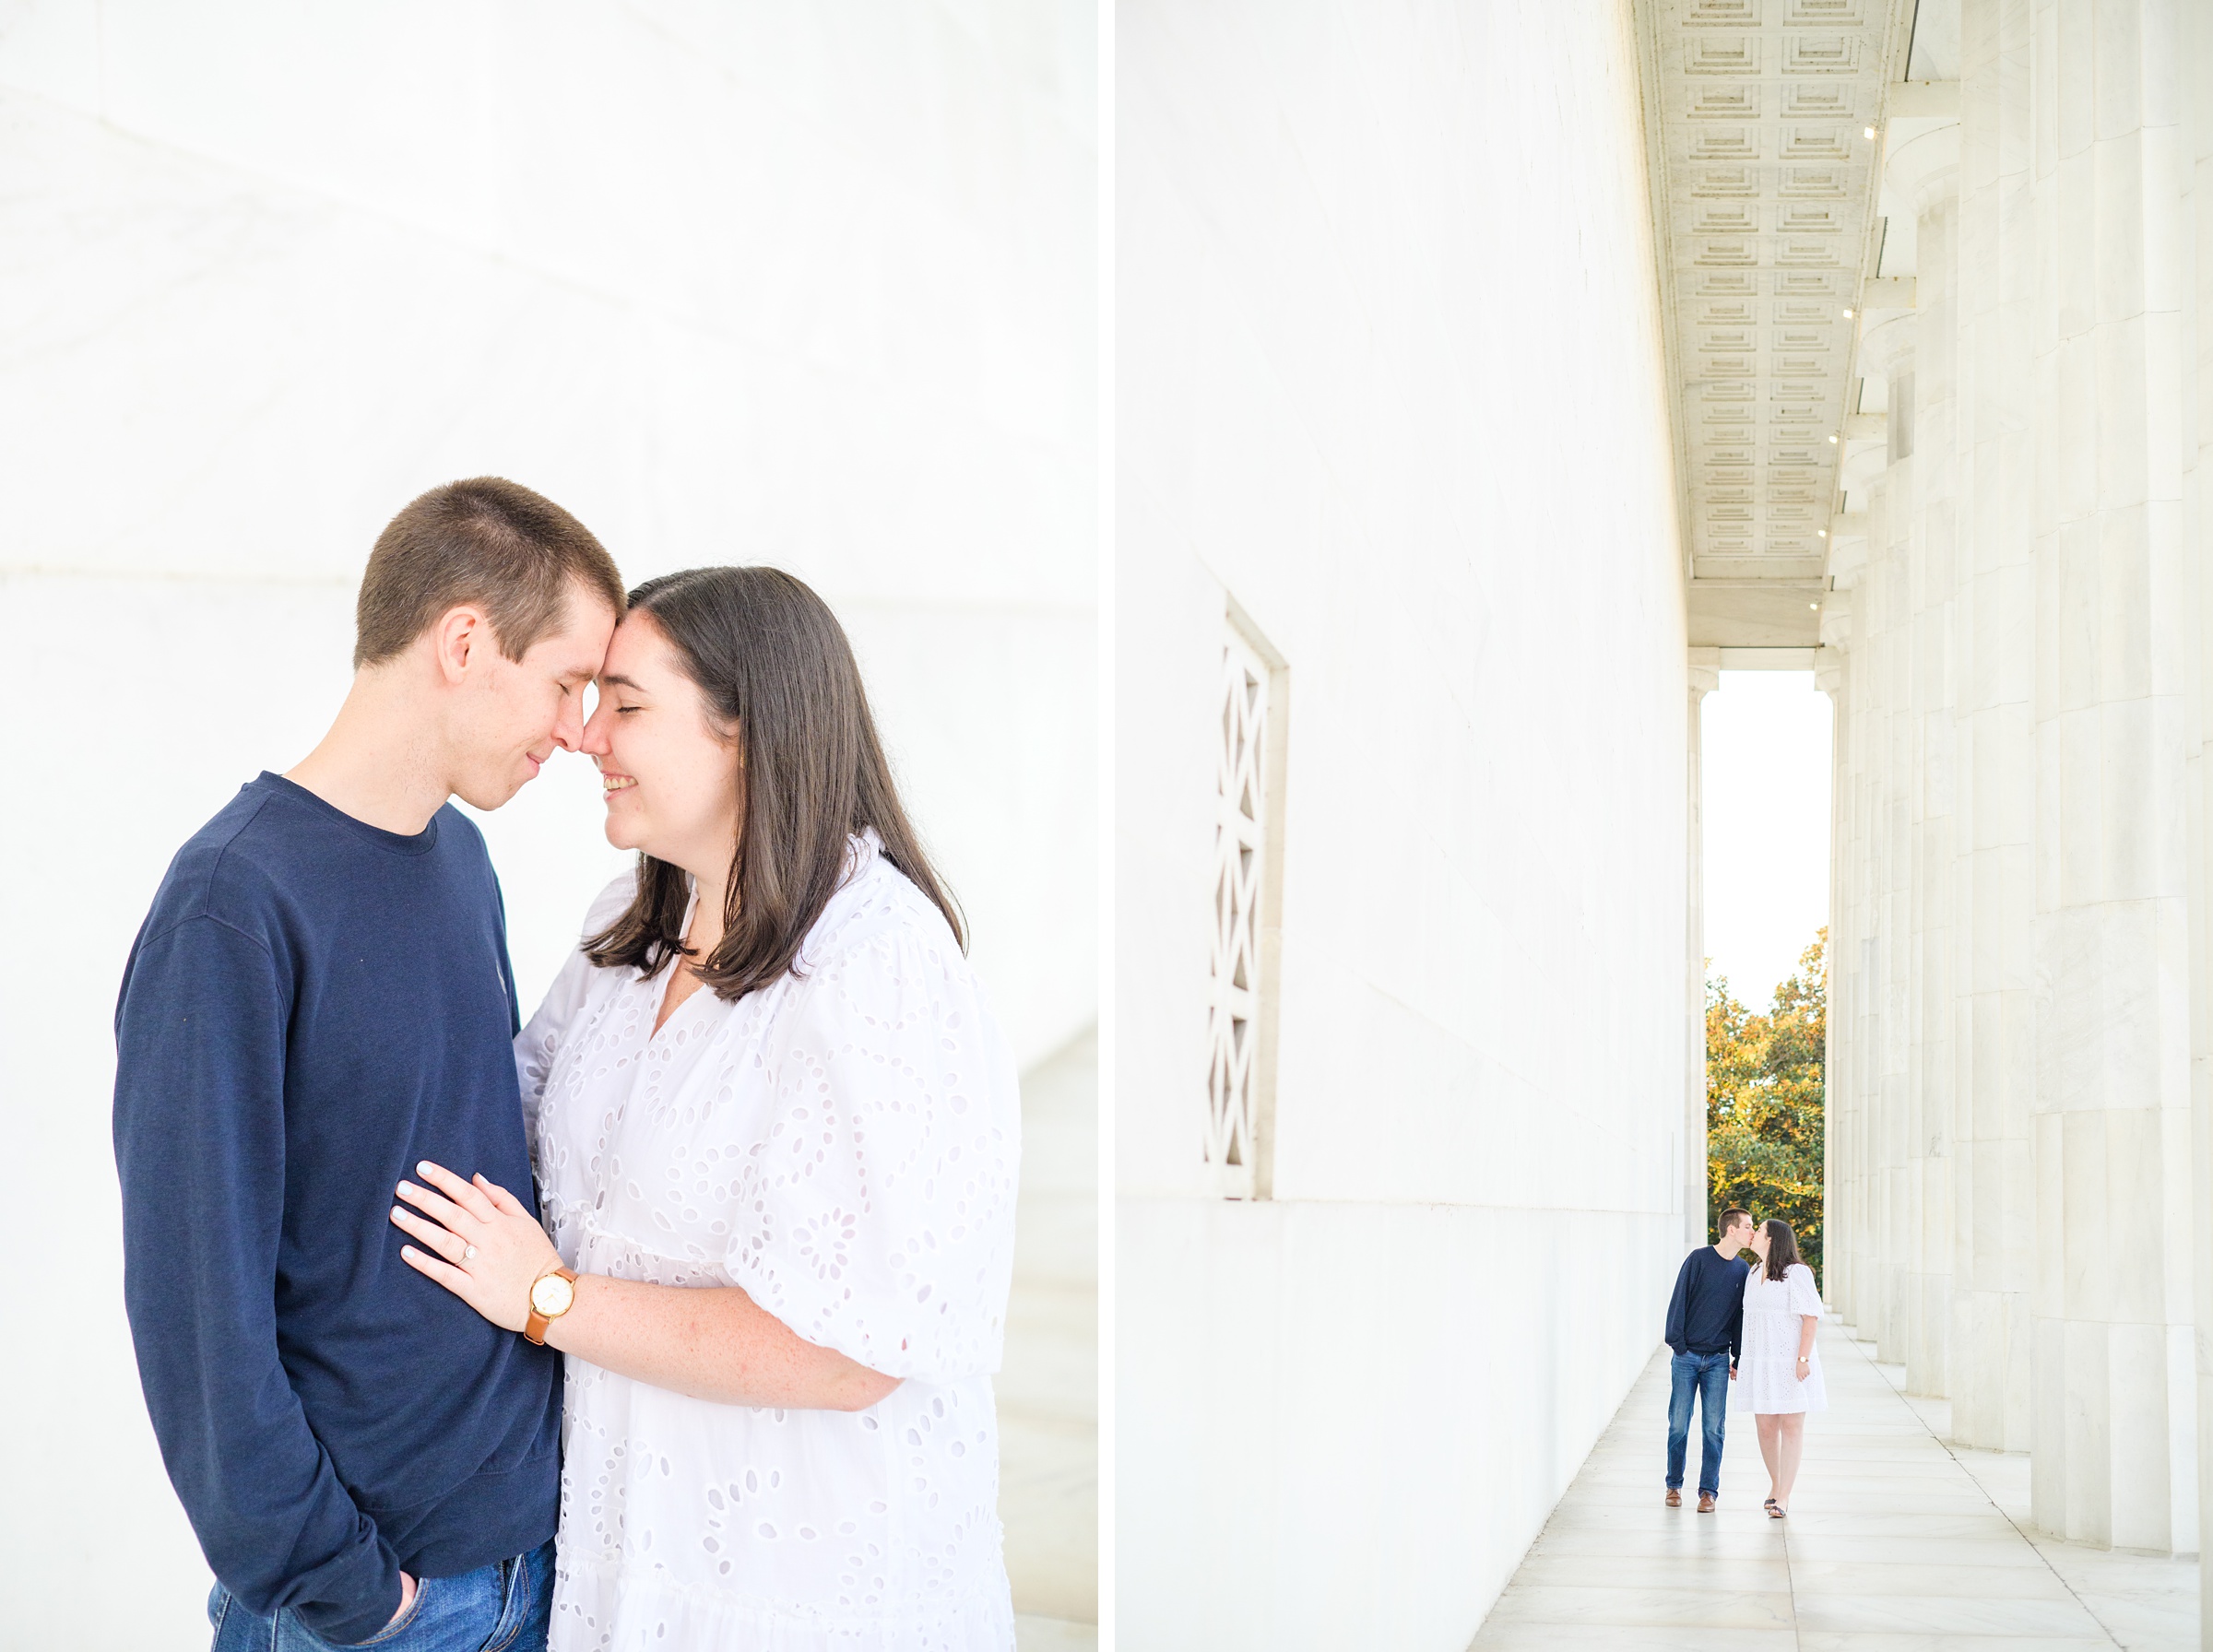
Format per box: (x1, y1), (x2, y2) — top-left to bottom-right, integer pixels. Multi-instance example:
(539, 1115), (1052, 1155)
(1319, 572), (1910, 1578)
(1708, 929), (1826, 1271)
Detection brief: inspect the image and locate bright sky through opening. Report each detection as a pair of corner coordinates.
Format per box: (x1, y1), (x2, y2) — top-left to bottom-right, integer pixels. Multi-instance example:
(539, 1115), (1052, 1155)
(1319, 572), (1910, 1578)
(1702, 671), (1833, 1010)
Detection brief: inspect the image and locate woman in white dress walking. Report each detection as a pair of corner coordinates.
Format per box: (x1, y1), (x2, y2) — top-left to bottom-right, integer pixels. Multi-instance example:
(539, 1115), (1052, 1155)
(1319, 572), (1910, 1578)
(387, 566), (1022, 1649)
(1740, 1217), (1826, 1517)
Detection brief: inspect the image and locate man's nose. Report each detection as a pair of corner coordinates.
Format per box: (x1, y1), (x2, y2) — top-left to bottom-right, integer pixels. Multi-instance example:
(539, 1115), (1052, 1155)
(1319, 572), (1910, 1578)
(553, 693), (586, 752)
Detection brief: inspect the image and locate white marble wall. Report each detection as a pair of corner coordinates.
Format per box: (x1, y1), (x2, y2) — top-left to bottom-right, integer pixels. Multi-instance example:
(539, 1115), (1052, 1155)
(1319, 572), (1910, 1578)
(2185, 1), (2213, 1630)
(1690, 654), (1722, 1248)
(1117, 0), (1689, 1644)
(0, 6), (1095, 1646)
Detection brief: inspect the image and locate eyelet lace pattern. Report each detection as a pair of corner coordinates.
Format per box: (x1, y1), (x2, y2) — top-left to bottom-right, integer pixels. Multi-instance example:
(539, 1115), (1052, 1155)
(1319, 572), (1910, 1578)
(516, 835), (1021, 1650)
(1739, 1263), (1829, 1415)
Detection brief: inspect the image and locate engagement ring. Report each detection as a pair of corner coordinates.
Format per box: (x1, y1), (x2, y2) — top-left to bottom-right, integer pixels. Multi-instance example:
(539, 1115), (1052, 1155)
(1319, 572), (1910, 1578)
(464, 1245), (479, 1260)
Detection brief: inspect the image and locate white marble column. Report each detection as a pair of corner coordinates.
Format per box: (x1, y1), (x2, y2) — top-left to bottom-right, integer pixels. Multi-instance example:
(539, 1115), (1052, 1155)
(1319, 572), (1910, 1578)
(1816, 642), (1852, 1313)
(1689, 648), (1722, 1248)
(1828, 500), (1880, 1333)
(1855, 309), (1919, 1363)
(1831, 479), (1884, 1339)
(1896, 119), (1965, 1400)
(1950, 0), (2037, 1455)
(2028, 0), (2196, 1555)
(1840, 616), (1880, 1335)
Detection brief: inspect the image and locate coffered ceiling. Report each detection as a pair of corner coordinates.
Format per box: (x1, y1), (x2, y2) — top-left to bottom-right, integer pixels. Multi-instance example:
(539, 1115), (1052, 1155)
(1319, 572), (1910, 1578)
(1635, 0), (1914, 647)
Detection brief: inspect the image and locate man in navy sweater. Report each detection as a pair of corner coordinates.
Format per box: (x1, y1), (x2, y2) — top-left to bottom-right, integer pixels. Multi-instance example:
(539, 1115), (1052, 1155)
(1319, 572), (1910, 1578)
(113, 479), (622, 1650)
(1663, 1206), (1754, 1512)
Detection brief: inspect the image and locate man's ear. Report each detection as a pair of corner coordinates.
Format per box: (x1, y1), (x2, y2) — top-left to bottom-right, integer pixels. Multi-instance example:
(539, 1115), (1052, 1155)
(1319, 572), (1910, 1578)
(431, 605), (490, 686)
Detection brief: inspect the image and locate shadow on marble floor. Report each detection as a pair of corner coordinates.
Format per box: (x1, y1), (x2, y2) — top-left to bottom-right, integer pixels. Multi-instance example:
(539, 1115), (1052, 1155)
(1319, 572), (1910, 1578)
(1000, 1029), (1098, 1650)
(1467, 1309), (2198, 1650)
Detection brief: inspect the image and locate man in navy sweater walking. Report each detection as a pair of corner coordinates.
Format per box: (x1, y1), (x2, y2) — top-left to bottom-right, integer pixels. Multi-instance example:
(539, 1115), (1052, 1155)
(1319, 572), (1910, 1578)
(113, 479), (622, 1650)
(1663, 1206), (1754, 1511)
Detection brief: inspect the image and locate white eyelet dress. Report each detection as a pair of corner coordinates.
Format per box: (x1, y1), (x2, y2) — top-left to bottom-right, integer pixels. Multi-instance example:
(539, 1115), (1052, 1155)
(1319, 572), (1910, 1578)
(515, 834), (1021, 1651)
(1738, 1262), (1828, 1415)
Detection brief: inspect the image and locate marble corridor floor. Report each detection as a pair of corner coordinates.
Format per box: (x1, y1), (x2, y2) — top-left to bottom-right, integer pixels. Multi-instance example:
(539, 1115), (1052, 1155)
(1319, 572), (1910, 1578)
(1471, 1316), (2198, 1650)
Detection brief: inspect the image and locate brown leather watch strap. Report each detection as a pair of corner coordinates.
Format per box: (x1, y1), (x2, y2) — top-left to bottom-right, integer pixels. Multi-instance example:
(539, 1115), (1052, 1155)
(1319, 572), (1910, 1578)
(524, 1267), (578, 1346)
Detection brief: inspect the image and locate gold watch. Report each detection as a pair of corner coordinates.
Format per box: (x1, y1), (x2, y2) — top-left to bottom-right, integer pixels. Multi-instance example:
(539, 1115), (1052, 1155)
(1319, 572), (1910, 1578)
(525, 1267), (579, 1345)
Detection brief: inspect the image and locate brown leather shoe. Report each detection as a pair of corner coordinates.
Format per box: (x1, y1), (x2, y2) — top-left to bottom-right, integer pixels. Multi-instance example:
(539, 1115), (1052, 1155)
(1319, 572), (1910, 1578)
(1665, 1488), (1681, 1507)
(1697, 1492), (1716, 1513)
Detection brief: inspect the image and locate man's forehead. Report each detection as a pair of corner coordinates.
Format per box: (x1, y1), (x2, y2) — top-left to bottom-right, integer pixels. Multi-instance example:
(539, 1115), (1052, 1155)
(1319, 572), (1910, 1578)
(521, 638), (610, 685)
(538, 593), (620, 657)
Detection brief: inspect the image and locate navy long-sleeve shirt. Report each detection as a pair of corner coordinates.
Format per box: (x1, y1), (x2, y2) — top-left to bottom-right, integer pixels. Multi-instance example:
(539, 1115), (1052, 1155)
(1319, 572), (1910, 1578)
(112, 774), (560, 1644)
(1664, 1245), (1749, 1364)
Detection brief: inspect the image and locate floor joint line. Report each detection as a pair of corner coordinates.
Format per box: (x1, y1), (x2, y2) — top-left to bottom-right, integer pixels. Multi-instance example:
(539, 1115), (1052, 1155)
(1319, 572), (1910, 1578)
(1839, 1322), (2124, 1650)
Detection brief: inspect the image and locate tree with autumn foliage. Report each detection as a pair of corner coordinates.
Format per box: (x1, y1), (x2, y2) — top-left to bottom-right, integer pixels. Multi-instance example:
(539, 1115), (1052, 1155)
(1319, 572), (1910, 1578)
(1707, 929), (1826, 1272)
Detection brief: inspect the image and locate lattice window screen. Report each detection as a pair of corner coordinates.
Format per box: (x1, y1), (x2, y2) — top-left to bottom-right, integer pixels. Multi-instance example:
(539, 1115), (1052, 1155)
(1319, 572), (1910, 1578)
(1205, 619), (1280, 1198)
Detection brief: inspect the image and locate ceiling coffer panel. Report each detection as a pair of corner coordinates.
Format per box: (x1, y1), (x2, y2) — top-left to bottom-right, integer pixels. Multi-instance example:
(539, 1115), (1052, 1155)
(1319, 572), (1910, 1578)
(1645, 0), (1901, 597)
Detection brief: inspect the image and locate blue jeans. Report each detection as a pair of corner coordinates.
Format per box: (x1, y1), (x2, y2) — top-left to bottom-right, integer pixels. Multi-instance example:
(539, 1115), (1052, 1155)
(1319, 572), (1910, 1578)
(1666, 1350), (1731, 1495)
(207, 1540), (553, 1652)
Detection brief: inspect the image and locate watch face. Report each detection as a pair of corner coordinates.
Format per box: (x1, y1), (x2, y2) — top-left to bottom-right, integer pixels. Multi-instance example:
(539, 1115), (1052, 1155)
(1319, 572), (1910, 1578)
(530, 1273), (574, 1316)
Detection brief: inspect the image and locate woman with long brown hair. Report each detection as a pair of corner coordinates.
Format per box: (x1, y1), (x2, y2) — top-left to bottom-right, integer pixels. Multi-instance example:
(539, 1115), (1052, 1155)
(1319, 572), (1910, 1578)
(1740, 1217), (1827, 1517)
(388, 567), (1021, 1649)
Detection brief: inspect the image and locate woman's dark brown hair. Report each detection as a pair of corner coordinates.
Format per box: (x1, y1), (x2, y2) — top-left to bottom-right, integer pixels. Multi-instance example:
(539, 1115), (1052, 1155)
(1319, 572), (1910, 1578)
(585, 566), (963, 999)
(1761, 1218), (1805, 1283)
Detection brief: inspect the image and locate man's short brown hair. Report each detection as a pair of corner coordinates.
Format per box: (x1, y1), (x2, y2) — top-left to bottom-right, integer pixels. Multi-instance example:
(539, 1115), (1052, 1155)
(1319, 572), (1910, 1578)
(353, 478), (624, 669)
(1719, 1207), (1753, 1237)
